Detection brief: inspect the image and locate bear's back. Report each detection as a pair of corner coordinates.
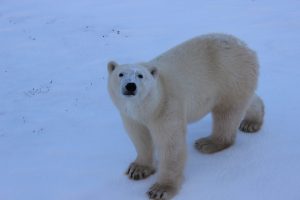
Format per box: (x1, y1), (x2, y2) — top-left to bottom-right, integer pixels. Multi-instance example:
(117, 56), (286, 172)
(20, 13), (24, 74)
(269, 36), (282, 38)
(148, 33), (259, 122)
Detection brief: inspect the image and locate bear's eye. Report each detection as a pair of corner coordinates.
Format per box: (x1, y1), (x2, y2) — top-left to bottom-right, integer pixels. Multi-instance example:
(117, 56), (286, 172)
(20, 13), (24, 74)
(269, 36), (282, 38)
(137, 74), (143, 79)
(119, 73), (124, 77)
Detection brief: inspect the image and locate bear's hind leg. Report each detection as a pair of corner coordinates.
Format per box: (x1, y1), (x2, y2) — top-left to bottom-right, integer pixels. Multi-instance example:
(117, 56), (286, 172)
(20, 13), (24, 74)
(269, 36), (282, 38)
(195, 105), (246, 154)
(239, 94), (264, 133)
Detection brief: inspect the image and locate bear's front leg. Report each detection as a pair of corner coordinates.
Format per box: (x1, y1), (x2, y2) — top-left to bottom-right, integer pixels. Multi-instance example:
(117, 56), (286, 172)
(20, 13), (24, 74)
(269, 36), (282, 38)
(122, 115), (156, 180)
(148, 117), (187, 200)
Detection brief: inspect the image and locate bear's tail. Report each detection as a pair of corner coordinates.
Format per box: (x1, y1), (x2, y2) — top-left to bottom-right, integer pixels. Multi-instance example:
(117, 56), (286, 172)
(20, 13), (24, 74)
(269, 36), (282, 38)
(239, 94), (264, 133)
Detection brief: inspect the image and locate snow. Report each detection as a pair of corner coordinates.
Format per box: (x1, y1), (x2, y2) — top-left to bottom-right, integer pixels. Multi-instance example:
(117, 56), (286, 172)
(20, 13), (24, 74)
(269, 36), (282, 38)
(1, 0), (300, 199)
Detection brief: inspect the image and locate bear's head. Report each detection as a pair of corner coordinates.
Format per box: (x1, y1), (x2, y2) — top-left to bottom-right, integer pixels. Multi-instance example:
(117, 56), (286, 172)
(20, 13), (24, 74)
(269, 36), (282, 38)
(107, 61), (159, 106)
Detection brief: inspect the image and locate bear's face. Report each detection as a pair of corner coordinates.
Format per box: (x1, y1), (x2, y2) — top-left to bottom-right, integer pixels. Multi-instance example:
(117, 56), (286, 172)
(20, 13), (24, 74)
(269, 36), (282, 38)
(107, 61), (158, 103)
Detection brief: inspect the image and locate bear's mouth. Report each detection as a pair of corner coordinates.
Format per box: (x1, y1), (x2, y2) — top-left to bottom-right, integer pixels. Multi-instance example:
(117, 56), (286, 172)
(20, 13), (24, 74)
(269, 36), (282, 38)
(122, 90), (136, 96)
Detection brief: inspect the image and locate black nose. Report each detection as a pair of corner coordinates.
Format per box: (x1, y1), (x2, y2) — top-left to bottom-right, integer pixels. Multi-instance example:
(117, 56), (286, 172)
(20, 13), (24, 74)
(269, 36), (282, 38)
(125, 82), (136, 92)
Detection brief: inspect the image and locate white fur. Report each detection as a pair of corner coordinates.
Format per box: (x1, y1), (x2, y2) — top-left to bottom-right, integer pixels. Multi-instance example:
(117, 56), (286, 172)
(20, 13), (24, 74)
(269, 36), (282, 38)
(107, 33), (264, 200)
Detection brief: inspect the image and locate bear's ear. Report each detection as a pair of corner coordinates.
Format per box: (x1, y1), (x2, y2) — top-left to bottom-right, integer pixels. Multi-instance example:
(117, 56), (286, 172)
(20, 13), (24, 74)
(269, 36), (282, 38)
(150, 67), (158, 78)
(107, 61), (118, 74)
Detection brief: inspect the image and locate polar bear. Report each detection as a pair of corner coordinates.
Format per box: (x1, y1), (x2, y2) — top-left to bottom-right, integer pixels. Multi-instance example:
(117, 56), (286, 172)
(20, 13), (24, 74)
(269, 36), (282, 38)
(107, 33), (264, 200)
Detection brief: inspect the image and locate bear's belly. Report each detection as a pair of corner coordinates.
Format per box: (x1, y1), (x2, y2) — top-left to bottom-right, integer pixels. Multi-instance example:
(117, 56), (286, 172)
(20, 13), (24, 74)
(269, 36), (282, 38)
(186, 107), (211, 123)
(186, 96), (215, 123)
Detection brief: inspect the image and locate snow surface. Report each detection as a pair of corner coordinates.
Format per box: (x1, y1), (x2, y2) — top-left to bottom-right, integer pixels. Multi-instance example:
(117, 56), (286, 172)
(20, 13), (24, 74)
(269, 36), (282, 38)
(1, 0), (300, 199)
